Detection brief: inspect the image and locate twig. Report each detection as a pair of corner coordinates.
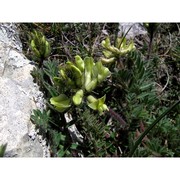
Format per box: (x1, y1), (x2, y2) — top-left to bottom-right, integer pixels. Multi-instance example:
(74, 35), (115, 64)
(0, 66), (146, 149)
(147, 33), (153, 60)
(176, 23), (180, 35)
(61, 35), (73, 60)
(61, 31), (76, 47)
(108, 108), (127, 129)
(161, 69), (170, 93)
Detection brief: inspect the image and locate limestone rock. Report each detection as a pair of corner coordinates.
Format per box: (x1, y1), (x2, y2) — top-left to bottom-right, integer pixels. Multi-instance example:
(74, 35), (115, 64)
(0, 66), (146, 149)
(0, 23), (50, 157)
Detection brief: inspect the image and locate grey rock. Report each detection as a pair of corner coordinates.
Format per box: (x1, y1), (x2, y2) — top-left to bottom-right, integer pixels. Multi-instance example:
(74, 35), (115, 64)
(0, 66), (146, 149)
(65, 113), (84, 144)
(0, 23), (22, 51)
(0, 23), (50, 157)
(119, 23), (147, 39)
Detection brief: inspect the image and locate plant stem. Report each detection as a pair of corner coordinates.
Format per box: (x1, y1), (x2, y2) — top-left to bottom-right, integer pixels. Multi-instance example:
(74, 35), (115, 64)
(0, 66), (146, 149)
(118, 25), (133, 49)
(0, 143), (7, 157)
(147, 33), (153, 59)
(129, 100), (180, 157)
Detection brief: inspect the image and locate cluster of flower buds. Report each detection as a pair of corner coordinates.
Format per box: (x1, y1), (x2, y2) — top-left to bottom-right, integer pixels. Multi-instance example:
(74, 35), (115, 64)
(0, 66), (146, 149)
(30, 30), (51, 61)
(87, 95), (109, 115)
(50, 55), (110, 113)
(101, 37), (135, 64)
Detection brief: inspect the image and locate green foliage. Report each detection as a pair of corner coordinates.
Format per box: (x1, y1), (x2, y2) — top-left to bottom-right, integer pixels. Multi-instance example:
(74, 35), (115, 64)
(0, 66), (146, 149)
(101, 36), (135, 64)
(30, 30), (51, 67)
(0, 144), (7, 157)
(31, 109), (51, 134)
(31, 59), (60, 98)
(87, 95), (108, 115)
(31, 108), (73, 157)
(50, 94), (71, 112)
(18, 23), (180, 157)
(129, 100), (180, 156)
(50, 55), (110, 114)
(112, 50), (157, 122)
(77, 109), (119, 157)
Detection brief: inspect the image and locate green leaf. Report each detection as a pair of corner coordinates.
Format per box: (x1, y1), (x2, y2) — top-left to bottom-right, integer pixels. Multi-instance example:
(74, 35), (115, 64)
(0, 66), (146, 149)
(0, 144), (7, 157)
(98, 95), (106, 106)
(92, 65), (98, 79)
(71, 143), (78, 150)
(88, 100), (99, 110)
(31, 109), (51, 131)
(84, 57), (94, 72)
(87, 95), (97, 103)
(85, 78), (98, 92)
(72, 89), (84, 106)
(30, 30), (51, 60)
(103, 50), (113, 58)
(95, 61), (111, 83)
(75, 55), (84, 72)
(87, 95), (108, 114)
(101, 57), (115, 64)
(50, 94), (71, 112)
(84, 57), (94, 87)
(140, 83), (154, 91)
(137, 92), (150, 99)
(58, 148), (66, 157)
(101, 38), (111, 49)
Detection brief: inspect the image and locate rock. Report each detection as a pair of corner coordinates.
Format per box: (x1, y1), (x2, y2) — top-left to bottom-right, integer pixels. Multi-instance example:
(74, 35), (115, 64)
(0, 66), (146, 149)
(64, 113), (84, 144)
(0, 23), (50, 157)
(118, 23), (147, 39)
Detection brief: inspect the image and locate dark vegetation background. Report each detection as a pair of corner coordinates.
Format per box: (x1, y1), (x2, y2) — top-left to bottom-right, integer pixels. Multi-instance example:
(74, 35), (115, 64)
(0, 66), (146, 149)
(15, 23), (180, 157)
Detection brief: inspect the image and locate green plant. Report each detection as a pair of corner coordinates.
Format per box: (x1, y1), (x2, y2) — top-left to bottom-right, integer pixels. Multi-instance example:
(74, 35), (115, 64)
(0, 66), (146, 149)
(143, 23), (159, 59)
(50, 55), (111, 114)
(101, 36), (135, 64)
(30, 30), (51, 68)
(106, 49), (160, 156)
(129, 100), (180, 157)
(75, 108), (121, 157)
(21, 23), (180, 157)
(0, 144), (7, 157)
